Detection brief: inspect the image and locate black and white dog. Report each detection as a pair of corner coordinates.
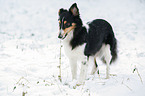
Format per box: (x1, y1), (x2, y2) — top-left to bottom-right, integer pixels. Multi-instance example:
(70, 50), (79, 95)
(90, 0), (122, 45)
(58, 3), (117, 83)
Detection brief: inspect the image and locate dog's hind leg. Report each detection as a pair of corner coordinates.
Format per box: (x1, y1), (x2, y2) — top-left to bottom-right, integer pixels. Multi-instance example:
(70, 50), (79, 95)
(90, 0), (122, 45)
(69, 58), (77, 80)
(104, 44), (112, 79)
(90, 57), (99, 75)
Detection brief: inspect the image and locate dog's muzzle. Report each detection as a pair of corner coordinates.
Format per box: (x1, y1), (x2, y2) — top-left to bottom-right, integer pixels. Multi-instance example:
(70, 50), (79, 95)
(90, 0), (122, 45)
(58, 33), (68, 39)
(58, 30), (67, 39)
(58, 25), (76, 39)
(58, 33), (63, 39)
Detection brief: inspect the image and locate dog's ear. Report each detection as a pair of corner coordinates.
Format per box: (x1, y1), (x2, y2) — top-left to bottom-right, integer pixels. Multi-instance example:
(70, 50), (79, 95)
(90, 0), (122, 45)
(69, 3), (79, 16)
(58, 8), (67, 16)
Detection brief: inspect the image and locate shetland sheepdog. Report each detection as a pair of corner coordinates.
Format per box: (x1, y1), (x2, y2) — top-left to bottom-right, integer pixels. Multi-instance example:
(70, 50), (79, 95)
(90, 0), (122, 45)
(58, 3), (117, 83)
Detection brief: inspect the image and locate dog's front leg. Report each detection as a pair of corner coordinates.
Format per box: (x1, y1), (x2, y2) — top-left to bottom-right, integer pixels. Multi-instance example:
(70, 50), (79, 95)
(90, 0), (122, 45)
(69, 58), (77, 80)
(79, 58), (89, 84)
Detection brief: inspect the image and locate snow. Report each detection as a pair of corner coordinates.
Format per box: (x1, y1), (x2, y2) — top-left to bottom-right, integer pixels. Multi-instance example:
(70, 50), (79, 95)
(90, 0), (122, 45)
(0, 0), (145, 96)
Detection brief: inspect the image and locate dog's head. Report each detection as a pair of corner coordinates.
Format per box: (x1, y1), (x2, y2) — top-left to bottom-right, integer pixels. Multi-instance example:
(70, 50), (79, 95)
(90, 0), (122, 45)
(58, 3), (80, 39)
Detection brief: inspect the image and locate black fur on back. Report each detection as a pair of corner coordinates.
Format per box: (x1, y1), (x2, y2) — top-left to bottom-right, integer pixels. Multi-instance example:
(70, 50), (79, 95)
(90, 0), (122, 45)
(84, 19), (117, 63)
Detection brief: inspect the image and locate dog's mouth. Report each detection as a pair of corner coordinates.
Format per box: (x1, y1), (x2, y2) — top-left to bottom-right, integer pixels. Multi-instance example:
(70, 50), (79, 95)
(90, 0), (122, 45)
(58, 32), (68, 39)
(58, 24), (76, 39)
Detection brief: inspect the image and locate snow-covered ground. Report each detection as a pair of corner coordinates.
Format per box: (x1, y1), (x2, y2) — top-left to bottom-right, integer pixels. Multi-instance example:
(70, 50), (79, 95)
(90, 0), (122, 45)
(0, 0), (145, 96)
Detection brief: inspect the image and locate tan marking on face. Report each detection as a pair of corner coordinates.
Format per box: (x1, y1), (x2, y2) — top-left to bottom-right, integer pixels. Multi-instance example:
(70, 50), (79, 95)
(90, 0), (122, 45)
(64, 21), (67, 24)
(72, 23), (76, 26)
(59, 20), (61, 24)
(58, 9), (61, 15)
(62, 23), (76, 36)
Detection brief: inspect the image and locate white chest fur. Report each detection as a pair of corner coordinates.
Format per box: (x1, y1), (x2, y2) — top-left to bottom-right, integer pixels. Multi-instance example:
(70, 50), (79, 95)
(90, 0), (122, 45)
(62, 30), (86, 61)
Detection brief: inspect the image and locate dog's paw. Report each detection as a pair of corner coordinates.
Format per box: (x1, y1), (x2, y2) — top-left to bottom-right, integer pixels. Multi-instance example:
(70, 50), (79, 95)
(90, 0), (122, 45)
(74, 81), (85, 88)
(68, 80), (77, 89)
(68, 80), (85, 89)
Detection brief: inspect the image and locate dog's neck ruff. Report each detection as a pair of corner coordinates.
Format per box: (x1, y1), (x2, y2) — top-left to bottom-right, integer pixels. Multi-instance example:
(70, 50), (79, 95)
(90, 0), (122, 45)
(63, 26), (82, 43)
(63, 29), (74, 43)
(61, 24), (76, 39)
(66, 26), (88, 50)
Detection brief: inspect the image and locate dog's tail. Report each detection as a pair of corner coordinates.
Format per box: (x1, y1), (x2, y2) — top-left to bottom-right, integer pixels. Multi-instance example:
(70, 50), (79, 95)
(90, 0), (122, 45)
(107, 31), (118, 64)
(110, 37), (117, 64)
(105, 29), (118, 64)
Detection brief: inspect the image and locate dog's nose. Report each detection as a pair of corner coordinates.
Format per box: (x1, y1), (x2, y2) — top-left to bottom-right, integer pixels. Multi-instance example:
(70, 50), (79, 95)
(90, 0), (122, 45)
(58, 34), (63, 39)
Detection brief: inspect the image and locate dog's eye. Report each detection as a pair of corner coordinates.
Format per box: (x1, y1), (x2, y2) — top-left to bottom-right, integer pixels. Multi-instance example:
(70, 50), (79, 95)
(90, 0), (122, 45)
(63, 21), (70, 27)
(67, 23), (70, 26)
(64, 22), (70, 27)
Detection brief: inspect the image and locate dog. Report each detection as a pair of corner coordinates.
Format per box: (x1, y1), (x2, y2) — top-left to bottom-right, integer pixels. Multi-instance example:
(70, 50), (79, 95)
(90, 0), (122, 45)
(58, 3), (117, 83)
